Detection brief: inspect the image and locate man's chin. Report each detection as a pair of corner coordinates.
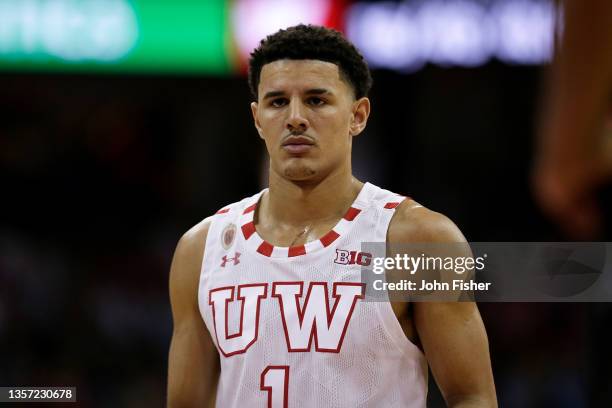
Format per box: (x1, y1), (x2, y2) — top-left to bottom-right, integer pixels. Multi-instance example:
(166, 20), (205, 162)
(282, 164), (318, 181)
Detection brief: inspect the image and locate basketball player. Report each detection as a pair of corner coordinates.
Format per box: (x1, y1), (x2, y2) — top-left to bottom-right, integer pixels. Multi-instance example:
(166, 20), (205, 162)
(167, 25), (497, 407)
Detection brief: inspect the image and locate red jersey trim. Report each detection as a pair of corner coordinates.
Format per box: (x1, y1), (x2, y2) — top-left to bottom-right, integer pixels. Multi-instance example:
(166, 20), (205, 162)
(243, 203), (257, 214)
(235, 183), (407, 258)
(384, 196), (409, 209)
(288, 245), (306, 257)
(257, 241), (274, 257)
(343, 207), (361, 221)
(319, 230), (340, 247)
(241, 222), (256, 240)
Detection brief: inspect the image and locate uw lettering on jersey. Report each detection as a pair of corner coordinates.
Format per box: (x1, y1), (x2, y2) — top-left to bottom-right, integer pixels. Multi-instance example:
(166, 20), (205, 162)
(198, 182), (427, 408)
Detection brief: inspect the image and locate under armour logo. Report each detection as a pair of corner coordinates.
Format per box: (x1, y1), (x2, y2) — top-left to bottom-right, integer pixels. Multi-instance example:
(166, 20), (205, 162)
(221, 252), (241, 267)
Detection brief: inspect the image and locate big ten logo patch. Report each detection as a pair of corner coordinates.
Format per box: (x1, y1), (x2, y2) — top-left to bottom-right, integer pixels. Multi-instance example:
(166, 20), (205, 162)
(334, 249), (372, 266)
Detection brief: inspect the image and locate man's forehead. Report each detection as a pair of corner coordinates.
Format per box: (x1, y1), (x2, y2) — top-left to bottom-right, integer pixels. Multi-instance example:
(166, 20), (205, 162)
(259, 59), (346, 91)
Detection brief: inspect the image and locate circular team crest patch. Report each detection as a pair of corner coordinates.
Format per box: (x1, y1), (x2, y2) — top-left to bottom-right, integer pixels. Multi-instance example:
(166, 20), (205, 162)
(221, 223), (237, 250)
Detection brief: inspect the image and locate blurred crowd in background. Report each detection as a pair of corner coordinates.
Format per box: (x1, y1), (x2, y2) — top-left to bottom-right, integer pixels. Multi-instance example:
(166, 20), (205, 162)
(1, 0), (611, 407)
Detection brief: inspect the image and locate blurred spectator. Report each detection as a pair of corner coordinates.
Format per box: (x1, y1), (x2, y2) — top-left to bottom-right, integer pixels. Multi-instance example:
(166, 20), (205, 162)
(533, 0), (612, 239)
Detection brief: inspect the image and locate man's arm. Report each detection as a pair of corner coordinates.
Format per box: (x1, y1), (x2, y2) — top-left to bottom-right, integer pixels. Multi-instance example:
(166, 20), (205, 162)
(533, 0), (612, 238)
(389, 205), (497, 408)
(167, 218), (219, 408)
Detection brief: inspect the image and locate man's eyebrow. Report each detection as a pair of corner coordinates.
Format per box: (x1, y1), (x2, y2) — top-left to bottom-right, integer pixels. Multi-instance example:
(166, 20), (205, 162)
(263, 91), (285, 99)
(305, 88), (332, 95)
(262, 88), (333, 99)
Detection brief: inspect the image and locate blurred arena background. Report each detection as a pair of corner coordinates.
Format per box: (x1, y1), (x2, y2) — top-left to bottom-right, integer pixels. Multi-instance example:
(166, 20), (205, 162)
(0, 0), (606, 406)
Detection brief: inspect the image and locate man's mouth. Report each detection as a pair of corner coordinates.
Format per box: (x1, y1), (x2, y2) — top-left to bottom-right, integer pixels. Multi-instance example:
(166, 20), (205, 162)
(281, 135), (315, 154)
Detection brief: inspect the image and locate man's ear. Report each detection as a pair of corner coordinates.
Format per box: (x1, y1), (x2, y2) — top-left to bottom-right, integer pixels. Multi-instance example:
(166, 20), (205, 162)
(349, 97), (371, 136)
(251, 101), (265, 140)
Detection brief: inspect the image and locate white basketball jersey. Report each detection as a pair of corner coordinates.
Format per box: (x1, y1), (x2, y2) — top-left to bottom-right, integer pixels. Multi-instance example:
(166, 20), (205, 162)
(198, 182), (428, 408)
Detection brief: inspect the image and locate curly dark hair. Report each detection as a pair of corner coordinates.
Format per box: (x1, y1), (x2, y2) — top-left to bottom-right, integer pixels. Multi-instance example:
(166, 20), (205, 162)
(248, 24), (372, 100)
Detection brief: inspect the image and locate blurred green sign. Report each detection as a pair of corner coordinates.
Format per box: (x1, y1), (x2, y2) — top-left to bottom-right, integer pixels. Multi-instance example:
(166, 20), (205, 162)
(0, 0), (233, 74)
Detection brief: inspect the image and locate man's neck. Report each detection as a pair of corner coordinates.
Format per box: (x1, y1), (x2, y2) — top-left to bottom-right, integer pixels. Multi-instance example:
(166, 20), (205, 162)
(261, 168), (364, 228)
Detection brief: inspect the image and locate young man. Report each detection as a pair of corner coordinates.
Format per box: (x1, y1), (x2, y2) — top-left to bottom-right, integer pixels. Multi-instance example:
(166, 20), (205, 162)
(167, 25), (497, 407)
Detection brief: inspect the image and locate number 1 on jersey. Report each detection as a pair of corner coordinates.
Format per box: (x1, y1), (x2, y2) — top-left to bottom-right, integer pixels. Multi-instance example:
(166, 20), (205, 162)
(260, 366), (289, 408)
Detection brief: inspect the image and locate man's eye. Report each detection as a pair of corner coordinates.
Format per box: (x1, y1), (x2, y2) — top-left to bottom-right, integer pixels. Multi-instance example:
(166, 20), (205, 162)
(270, 99), (287, 107)
(308, 97), (325, 106)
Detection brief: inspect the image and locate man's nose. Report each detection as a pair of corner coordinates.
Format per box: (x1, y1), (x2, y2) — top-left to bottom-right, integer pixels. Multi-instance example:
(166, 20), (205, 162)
(285, 99), (309, 132)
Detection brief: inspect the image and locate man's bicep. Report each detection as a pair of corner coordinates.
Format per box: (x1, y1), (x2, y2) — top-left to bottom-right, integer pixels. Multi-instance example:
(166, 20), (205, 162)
(391, 208), (496, 406)
(167, 221), (219, 408)
(168, 315), (219, 408)
(414, 302), (496, 407)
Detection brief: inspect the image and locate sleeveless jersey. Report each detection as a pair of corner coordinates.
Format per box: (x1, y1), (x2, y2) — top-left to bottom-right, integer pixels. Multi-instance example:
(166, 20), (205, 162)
(198, 182), (428, 408)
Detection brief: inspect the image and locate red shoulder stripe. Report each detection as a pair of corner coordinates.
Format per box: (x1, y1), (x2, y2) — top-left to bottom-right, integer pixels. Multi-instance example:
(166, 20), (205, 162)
(343, 207), (361, 221)
(243, 204), (256, 214)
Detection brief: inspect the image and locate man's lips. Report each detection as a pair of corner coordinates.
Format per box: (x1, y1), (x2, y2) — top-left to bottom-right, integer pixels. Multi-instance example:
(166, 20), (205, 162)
(281, 135), (315, 154)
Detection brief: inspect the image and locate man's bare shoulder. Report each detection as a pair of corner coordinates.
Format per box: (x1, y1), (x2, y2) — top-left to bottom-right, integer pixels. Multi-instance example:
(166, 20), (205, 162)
(388, 200), (467, 244)
(170, 217), (213, 292)
(177, 217), (213, 257)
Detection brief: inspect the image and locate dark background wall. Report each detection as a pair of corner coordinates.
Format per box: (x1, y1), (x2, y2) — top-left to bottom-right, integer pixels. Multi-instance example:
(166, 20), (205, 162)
(0, 63), (602, 407)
